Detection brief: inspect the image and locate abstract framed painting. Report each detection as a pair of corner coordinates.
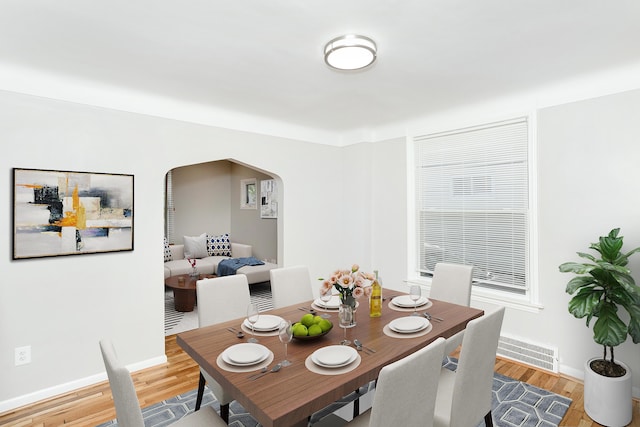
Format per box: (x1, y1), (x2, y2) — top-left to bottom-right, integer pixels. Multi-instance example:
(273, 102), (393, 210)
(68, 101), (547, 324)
(12, 168), (134, 259)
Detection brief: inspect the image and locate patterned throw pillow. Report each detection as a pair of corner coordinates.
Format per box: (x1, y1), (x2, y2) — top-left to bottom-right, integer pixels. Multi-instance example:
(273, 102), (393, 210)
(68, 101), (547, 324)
(164, 237), (173, 262)
(207, 233), (232, 257)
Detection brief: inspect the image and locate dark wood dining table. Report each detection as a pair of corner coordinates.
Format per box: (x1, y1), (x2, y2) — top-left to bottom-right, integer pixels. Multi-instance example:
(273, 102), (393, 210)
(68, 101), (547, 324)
(177, 290), (483, 427)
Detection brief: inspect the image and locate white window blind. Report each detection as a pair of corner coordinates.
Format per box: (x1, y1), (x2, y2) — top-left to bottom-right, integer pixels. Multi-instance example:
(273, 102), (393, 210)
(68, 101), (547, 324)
(165, 170), (175, 244)
(414, 118), (529, 294)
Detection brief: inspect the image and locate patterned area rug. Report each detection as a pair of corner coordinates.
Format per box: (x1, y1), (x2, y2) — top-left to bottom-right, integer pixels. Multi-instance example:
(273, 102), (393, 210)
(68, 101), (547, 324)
(164, 282), (274, 336)
(164, 291), (198, 335)
(248, 282), (275, 312)
(96, 382), (371, 427)
(97, 357), (571, 427)
(443, 358), (572, 427)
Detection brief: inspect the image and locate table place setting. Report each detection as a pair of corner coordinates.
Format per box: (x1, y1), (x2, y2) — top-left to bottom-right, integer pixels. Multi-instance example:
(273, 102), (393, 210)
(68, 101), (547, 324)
(177, 295), (484, 427)
(383, 315), (433, 339)
(353, 338), (376, 354)
(305, 344), (362, 375)
(387, 294), (433, 312)
(216, 342), (274, 373)
(311, 294), (340, 311)
(311, 295), (360, 312)
(240, 313), (285, 336)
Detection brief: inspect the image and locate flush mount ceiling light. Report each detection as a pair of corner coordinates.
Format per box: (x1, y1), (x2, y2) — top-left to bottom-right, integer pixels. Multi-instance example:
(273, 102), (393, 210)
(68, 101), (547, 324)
(324, 34), (377, 71)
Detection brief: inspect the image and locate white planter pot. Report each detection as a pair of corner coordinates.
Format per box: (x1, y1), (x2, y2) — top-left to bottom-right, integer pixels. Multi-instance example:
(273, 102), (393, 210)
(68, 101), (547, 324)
(584, 357), (632, 426)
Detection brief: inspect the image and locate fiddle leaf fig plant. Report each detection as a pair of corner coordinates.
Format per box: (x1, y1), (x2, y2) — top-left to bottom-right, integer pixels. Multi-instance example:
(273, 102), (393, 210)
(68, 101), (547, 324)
(559, 228), (640, 376)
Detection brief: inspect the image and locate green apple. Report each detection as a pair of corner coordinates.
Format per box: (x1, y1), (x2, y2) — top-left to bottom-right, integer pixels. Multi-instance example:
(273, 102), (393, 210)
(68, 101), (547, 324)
(300, 313), (315, 327)
(293, 323), (308, 337)
(319, 319), (333, 332)
(308, 324), (323, 336)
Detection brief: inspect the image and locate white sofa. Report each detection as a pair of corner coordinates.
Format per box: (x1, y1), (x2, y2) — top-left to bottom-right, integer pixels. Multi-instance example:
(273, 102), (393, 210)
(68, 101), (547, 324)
(164, 243), (277, 285)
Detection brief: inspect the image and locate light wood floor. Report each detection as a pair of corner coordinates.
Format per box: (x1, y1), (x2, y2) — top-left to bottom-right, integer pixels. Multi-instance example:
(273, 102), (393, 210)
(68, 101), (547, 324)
(1, 335), (638, 426)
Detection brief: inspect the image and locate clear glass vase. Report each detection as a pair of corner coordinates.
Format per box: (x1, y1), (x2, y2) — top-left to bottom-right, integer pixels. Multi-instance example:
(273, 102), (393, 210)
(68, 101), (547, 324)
(338, 303), (356, 345)
(340, 294), (357, 310)
(339, 302), (356, 327)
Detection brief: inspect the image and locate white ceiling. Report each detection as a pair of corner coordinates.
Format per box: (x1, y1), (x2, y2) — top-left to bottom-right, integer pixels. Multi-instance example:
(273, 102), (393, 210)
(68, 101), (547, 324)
(2, 1), (640, 143)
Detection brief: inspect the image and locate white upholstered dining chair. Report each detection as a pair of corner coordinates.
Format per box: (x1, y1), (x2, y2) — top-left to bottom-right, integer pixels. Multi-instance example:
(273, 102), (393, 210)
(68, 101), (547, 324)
(319, 337), (446, 427)
(433, 306), (505, 427)
(195, 274), (252, 422)
(429, 262), (473, 306)
(269, 265), (314, 309)
(429, 262), (474, 354)
(100, 339), (226, 427)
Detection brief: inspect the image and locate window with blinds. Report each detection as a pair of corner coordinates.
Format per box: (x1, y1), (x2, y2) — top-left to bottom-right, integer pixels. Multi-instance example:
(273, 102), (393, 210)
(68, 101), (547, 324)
(165, 170), (175, 244)
(414, 118), (529, 295)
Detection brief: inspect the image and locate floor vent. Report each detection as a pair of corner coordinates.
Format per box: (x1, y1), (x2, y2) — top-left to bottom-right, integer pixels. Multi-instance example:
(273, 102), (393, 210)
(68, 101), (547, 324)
(497, 335), (558, 373)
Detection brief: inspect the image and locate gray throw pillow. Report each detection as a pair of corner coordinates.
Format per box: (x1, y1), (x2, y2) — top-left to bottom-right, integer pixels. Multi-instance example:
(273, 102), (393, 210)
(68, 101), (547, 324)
(183, 233), (208, 259)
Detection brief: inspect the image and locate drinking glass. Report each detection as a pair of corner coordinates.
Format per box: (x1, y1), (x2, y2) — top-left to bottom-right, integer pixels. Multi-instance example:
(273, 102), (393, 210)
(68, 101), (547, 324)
(247, 303), (260, 343)
(319, 288), (333, 318)
(338, 304), (354, 345)
(278, 320), (293, 367)
(409, 285), (421, 316)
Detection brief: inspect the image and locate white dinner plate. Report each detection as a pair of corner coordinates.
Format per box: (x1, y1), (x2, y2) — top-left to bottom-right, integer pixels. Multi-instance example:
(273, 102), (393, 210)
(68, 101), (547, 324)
(388, 316), (430, 333)
(243, 314), (284, 331)
(222, 343), (269, 366)
(391, 295), (429, 308)
(313, 297), (360, 310)
(311, 345), (358, 368)
(313, 295), (341, 309)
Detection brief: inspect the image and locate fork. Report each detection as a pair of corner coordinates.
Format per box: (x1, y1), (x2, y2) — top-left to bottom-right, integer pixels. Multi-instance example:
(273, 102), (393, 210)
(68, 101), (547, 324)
(354, 339), (376, 354)
(423, 312), (443, 322)
(246, 367), (268, 379)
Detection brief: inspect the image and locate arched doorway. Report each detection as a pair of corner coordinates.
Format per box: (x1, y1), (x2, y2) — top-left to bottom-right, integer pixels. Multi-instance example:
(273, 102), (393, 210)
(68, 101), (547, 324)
(163, 159), (281, 335)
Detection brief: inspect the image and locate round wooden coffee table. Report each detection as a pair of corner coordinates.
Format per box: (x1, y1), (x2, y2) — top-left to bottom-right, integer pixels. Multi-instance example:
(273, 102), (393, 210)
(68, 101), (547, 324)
(165, 274), (216, 312)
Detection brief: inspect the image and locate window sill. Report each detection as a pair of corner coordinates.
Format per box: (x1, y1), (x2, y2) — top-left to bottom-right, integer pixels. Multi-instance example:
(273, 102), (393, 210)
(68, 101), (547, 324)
(405, 277), (544, 314)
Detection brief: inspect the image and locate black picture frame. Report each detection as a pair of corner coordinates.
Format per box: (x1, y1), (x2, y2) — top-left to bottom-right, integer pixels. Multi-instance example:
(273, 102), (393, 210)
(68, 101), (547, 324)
(12, 168), (134, 259)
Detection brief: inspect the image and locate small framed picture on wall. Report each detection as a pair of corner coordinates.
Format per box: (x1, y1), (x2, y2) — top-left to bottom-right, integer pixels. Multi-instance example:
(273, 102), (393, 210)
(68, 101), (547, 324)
(240, 178), (257, 209)
(260, 179), (277, 219)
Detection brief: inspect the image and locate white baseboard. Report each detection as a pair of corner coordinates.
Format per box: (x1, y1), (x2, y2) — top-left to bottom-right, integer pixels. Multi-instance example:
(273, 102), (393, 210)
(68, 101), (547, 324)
(559, 363), (584, 382)
(0, 355), (167, 413)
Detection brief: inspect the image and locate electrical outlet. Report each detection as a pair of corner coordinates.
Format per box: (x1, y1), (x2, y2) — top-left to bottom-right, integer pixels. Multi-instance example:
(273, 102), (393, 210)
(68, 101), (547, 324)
(15, 346), (31, 366)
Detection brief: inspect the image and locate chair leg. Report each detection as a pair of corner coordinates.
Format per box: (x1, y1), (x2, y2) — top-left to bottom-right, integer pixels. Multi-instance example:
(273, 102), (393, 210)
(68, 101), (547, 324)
(352, 388), (361, 419)
(220, 403), (230, 423)
(484, 410), (493, 427)
(195, 373), (206, 411)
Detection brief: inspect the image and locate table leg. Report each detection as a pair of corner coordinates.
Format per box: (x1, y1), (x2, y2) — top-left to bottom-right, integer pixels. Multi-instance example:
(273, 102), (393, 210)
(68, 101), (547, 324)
(173, 288), (195, 312)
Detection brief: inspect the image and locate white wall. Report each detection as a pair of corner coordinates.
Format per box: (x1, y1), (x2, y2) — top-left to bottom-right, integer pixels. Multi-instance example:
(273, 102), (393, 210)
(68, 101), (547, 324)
(0, 90), (348, 409)
(1, 92), (167, 408)
(229, 163), (278, 262)
(171, 161), (231, 242)
(364, 89), (640, 398)
(170, 161), (278, 261)
(534, 89), (640, 389)
(2, 85), (640, 410)
(345, 137), (409, 286)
